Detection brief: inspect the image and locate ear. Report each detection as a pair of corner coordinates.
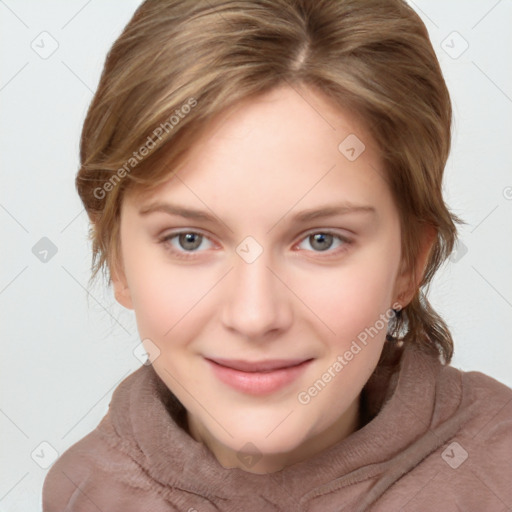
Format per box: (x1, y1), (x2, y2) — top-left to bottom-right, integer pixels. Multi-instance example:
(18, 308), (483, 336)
(110, 259), (134, 310)
(393, 224), (436, 309)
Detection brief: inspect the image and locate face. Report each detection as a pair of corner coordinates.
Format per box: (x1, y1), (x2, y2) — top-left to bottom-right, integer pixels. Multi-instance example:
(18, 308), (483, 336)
(113, 84), (415, 473)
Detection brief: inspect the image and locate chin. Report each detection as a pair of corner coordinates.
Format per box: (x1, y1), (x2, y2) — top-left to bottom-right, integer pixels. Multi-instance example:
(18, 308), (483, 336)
(212, 412), (313, 455)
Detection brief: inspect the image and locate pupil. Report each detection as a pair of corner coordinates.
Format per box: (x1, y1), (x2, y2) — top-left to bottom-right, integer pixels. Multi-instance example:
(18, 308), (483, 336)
(312, 233), (332, 251)
(180, 233), (201, 250)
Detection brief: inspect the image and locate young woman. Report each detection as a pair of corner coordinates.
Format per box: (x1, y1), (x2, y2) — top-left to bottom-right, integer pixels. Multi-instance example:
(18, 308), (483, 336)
(42, 1), (512, 510)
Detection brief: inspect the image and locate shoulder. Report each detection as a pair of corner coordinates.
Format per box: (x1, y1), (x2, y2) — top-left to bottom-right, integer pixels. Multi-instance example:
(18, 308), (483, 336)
(439, 363), (512, 428)
(429, 364), (512, 507)
(42, 367), (172, 512)
(456, 367), (512, 449)
(41, 419), (153, 511)
(433, 361), (512, 449)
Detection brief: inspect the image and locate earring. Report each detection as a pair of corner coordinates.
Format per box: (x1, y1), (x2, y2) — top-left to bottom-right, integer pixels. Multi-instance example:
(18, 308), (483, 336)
(386, 306), (402, 342)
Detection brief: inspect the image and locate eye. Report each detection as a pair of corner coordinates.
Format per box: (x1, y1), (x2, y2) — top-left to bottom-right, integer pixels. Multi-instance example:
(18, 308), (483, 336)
(159, 229), (352, 260)
(160, 231), (214, 258)
(296, 231), (351, 255)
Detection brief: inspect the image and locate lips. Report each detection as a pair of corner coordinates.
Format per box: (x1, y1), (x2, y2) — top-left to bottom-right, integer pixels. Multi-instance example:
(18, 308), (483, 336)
(205, 357), (313, 395)
(206, 357), (310, 372)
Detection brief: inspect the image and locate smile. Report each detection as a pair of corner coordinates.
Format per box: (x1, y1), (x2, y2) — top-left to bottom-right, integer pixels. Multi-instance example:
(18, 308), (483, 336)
(205, 357), (313, 395)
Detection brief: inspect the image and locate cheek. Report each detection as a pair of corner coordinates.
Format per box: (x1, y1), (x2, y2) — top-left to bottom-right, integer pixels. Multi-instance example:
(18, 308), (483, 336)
(293, 250), (399, 343)
(124, 247), (219, 346)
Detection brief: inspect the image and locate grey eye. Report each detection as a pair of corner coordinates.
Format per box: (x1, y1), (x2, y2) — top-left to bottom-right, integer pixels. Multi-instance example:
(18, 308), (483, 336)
(308, 233), (334, 251)
(178, 233), (203, 251)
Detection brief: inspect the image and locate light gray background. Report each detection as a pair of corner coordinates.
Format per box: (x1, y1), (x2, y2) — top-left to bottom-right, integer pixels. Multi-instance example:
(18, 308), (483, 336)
(1, 1), (511, 510)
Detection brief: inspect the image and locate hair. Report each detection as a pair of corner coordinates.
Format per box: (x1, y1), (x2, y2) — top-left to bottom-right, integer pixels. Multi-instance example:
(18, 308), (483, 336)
(76, 0), (461, 365)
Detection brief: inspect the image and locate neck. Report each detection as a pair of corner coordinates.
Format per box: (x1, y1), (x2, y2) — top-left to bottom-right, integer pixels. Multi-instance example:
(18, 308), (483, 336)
(187, 395), (361, 474)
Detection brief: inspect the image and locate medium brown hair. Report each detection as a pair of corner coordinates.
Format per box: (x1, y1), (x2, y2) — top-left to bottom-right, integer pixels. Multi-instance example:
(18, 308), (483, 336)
(76, 0), (460, 364)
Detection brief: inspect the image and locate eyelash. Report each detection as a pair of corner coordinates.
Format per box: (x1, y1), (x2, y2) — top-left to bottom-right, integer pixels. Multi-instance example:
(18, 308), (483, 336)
(158, 229), (353, 260)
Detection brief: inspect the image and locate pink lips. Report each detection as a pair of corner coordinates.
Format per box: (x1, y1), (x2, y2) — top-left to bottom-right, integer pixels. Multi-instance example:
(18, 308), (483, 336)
(206, 357), (312, 395)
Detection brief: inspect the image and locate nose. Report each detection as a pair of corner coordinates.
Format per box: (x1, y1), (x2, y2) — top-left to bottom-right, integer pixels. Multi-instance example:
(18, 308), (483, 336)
(220, 248), (293, 341)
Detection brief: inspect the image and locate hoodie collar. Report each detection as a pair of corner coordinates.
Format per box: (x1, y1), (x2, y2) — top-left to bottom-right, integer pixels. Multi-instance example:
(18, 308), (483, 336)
(109, 340), (449, 501)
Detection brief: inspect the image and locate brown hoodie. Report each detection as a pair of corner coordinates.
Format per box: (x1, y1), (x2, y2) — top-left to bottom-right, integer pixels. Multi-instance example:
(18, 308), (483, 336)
(42, 341), (512, 511)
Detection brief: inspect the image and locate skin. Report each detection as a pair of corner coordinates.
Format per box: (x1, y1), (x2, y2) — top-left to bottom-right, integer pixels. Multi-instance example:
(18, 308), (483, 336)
(112, 84), (433, 474)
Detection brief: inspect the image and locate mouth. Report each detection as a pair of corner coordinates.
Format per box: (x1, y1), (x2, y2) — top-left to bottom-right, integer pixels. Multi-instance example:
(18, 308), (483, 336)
(205, 357), (313, 395)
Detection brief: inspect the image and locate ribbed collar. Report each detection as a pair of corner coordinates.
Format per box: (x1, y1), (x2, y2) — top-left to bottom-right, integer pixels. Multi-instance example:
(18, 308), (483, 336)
(107, 340), (452, 502)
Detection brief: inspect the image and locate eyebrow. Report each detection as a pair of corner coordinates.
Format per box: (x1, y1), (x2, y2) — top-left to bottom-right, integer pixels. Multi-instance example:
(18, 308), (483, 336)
(139, 202), (376, 224)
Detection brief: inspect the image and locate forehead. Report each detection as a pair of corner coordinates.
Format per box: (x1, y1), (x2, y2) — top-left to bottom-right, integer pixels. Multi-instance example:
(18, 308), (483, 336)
(189, 84), (379, 166)
(126, 85), (390, 221)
